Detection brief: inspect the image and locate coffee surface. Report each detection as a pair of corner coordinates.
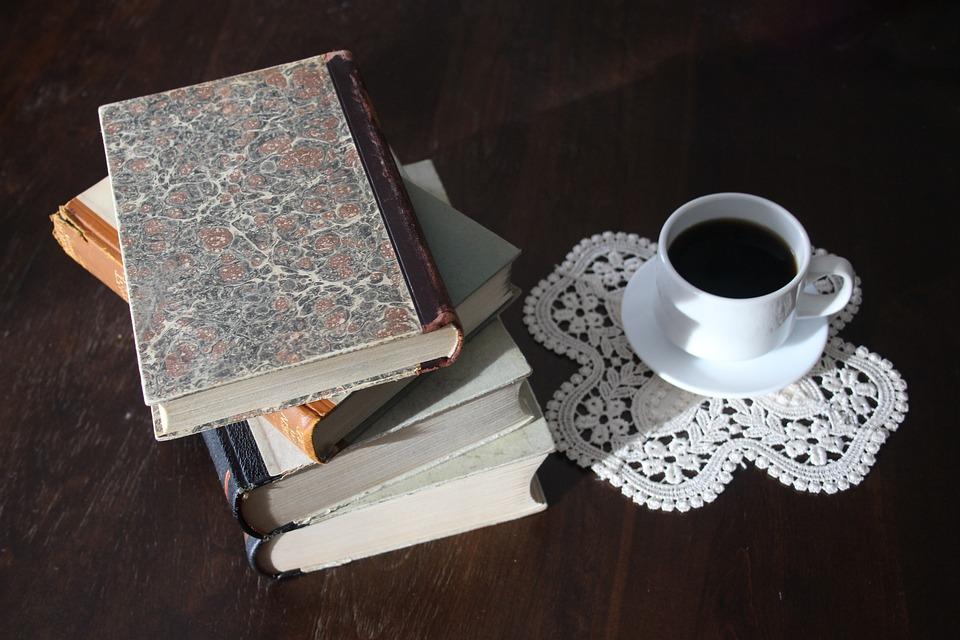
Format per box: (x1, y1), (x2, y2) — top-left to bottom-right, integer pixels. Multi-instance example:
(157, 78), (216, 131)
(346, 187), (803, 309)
(667, 218), (796, 298)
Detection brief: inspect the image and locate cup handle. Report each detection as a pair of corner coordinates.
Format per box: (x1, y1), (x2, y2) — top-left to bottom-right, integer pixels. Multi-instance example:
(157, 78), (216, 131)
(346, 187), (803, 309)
(796, 255), (855, 318)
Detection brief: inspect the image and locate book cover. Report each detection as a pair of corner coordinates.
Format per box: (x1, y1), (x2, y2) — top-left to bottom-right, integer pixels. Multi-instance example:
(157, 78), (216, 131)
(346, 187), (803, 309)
(98, 51), (462, 438)
(51, 168), (520, 457)
(246, 414), (554, 578)
(203, 318), (535, 537)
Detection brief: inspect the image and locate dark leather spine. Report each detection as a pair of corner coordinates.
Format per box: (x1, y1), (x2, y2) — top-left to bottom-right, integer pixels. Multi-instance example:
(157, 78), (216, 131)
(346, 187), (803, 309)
(324, 50), (463, 368)
(244, 534), (304, 580)
(201, 422), (274, 538)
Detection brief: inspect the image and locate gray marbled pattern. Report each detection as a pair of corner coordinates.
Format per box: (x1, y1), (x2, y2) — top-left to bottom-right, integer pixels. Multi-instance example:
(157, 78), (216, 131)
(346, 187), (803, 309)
(100, 55), (419, 403)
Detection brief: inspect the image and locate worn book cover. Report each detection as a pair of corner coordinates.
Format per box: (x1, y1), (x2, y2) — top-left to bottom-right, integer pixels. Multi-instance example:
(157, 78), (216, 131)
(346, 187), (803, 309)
(98, 51), (462, 438)
(50, 180), (126, 300)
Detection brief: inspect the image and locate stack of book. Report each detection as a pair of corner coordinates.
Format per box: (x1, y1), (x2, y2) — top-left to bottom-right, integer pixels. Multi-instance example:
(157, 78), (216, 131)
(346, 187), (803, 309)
(51, 51), (553, 577)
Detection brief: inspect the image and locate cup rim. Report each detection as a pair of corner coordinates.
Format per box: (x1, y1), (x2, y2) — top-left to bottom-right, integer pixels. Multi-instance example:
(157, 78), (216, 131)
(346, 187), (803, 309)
(657, 192), (812, 303)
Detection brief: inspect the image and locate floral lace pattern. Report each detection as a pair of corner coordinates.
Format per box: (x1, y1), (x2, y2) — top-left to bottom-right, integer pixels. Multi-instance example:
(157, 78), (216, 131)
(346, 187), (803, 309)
(524, 232), (908, 511)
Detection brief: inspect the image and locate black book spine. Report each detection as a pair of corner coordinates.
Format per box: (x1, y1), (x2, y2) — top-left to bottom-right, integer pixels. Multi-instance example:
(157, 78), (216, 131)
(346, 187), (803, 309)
(244, 534), (304, 580)
(201, 422), (276, 538)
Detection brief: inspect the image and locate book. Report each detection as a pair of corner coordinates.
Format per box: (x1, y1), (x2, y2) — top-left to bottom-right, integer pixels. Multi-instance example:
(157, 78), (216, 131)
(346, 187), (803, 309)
(51, 167), (521, 458)
(98, 51), (463, 439)
(246, 413), (554, 578)
(203, 318), (535, 537)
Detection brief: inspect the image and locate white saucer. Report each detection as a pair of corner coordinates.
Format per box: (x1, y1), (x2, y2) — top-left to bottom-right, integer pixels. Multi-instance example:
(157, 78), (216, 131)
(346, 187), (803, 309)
(620, 260), (828, 398)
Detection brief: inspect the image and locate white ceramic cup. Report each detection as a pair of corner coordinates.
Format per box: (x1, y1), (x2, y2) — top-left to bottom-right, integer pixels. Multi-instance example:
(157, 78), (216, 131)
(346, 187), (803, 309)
(653, 193), (854, 362)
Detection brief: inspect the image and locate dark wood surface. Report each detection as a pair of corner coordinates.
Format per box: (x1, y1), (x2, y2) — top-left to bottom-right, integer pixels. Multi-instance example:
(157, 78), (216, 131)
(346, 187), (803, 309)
(2, 1), (957, 638)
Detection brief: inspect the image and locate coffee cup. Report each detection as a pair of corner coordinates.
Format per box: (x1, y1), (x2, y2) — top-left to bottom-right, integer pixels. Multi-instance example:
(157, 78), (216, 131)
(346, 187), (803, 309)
(652, 193), (854, 362)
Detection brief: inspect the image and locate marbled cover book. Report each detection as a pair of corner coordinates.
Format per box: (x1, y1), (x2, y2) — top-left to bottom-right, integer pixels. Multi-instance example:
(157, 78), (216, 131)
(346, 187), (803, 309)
(99, 52), (457, 408)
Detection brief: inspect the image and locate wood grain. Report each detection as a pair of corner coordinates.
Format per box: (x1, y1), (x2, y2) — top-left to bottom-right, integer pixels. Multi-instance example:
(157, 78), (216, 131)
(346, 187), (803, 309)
(2, 1), (957, 638)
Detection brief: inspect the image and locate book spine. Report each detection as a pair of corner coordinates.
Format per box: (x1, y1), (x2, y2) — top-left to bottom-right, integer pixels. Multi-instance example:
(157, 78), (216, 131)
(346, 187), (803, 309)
(200, 423), (276, 538)
(50, 206), (128, 301)
(201, 428), (246, 531)
(260, 399), (336, 464)
(244, 534), (303, 580)
(324, 50), (463, 371)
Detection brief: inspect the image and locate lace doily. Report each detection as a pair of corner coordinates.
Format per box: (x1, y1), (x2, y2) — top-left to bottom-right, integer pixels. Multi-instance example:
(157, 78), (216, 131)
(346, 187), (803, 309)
(524, 232), (908, 511)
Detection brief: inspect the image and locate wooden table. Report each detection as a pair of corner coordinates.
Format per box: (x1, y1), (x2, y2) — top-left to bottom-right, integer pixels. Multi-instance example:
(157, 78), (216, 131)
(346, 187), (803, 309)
(2, 1), (956, 637)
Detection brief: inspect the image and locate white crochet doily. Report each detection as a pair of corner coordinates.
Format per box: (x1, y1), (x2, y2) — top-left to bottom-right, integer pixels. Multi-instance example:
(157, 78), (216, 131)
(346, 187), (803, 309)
(524, 232), (908, 511)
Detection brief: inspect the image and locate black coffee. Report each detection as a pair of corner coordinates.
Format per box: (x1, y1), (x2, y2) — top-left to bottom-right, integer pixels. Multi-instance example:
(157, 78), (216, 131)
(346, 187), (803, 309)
(667, 218), (796, 298)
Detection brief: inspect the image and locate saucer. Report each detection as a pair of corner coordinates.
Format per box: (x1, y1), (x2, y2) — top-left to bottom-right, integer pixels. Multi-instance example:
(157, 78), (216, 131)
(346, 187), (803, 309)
(620, 260), (829, 398)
